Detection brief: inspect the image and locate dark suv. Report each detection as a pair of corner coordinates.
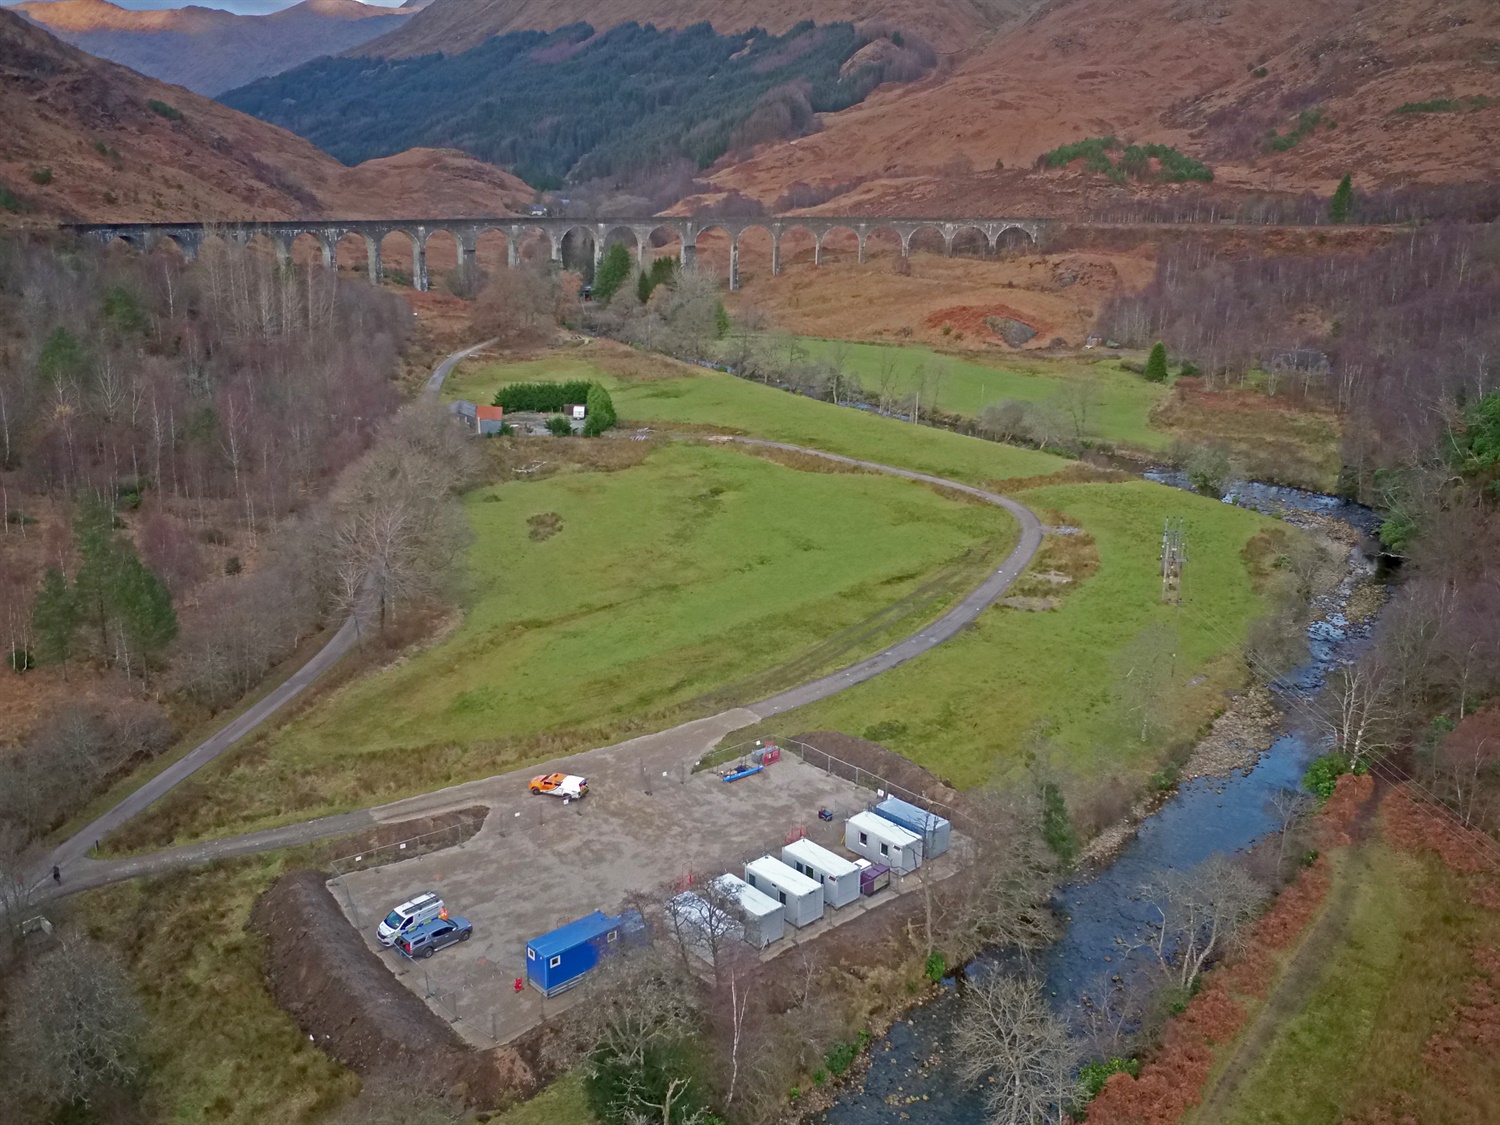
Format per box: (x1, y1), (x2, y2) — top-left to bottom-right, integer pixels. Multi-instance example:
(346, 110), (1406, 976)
(397, 915), (473, 959)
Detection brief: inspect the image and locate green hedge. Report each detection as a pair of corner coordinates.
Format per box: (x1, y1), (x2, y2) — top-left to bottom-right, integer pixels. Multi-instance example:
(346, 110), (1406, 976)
(494, 380), (595, 412)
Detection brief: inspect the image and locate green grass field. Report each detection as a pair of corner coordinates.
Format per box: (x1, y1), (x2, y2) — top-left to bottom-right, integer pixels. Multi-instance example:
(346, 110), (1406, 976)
(1205, 841), (1500, 1125)
(797, 338), (1173, 450)
(720, 479), (1275, 789)
(79, 857), (358, 1125)
(443, 349), (1071, 486)
(118, 441), (1017, 844)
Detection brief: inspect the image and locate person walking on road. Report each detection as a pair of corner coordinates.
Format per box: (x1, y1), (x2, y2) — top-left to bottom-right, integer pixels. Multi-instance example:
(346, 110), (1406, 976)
(52, 865), (61, 885)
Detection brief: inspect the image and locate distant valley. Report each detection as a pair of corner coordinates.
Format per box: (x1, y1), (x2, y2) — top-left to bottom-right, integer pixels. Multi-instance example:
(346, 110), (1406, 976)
(12, 0), (421, 94)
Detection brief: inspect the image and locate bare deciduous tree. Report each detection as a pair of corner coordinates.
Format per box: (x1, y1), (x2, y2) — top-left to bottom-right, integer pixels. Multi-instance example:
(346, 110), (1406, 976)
(1141, 853), (1264, 991)
(4, 938), (147, 1110)
(955, 972), (1082, 1125)
(1114, 622), (1179, 743)
(1318, 658), (1396, 766)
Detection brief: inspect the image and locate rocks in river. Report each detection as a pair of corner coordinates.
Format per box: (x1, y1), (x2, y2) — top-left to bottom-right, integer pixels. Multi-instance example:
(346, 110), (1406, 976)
(1182, 685), (1282, 780)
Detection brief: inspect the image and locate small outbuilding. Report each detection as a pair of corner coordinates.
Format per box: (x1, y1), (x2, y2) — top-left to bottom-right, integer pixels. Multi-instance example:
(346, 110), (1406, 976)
(872, 796), (952, 858)
(475, 404), (506, 435)
(563, 403), (587, 422)
(781, 838), (861, 909)
(846, 810), (923, 874)
(854, 858), (892, 897)
(744, 856), (825, 928)
(712, 873), (786, 948)
(525, 909), (642, 996)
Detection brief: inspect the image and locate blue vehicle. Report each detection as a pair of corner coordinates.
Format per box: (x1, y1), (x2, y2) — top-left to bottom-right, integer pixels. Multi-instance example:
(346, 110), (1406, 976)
(396, 915), (473, 960)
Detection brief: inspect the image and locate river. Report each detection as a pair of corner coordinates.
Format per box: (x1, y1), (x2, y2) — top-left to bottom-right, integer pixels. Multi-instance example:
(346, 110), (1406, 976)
(816, 476), (1382, 1125)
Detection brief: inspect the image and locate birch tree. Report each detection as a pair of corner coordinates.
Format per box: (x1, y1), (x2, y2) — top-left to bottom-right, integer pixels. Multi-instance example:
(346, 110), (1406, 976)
(1140, 853), (1263, 991)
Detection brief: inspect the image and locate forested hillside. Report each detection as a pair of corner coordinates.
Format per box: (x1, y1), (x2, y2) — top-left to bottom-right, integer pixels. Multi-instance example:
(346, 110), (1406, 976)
(221, 20), (932, 189)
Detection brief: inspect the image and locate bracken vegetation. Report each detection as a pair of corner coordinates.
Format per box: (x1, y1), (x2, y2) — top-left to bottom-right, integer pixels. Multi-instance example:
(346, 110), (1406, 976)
(223, 21), (932, 189)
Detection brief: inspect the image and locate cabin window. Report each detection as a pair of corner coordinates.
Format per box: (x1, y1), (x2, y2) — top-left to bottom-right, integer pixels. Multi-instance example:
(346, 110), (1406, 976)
(880, 843), (890, 857)
(549, 955), (561, 968)
(858, 832), (868, 845)
(527, 948), (536, 960)
(607, 929), (618, 943)
(779, 891), (787, 905)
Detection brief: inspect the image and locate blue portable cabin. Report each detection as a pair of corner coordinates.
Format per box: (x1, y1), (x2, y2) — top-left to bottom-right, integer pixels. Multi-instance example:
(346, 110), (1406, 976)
(872, 796), (951, 858)
(525, 909), (643, 996)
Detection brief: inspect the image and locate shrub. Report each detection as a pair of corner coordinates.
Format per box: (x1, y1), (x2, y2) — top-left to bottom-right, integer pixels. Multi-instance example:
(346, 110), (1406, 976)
(824, 1032), (870, 1077)
(224, 556), (242, 576)
(924, 951), (947, 983)
(31, 167), (52, 186)
(582, 383), (617, 436)
(148, 99), (183, 121)
(1185, 444), (1233, 496)
(714, 300), (731, 338)
(1395, 95), (1495, 115)
(1040, 781), (1077, 862)
(1253, 66), (1268, 78)
(1144, 341), (1170, 382)
(1079, 1057), (1141, 1101)
(546, 415), (573, 436)
(1265, 107), (1323, 152)
(1302, 752), (1350, 801)
(0, 183), (21, 212)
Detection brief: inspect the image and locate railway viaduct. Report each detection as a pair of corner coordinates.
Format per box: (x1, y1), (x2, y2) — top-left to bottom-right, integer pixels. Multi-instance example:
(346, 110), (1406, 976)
(65, 215), (1048, 292)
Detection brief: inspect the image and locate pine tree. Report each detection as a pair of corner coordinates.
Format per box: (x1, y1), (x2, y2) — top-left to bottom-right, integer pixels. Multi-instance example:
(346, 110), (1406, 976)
(1330, 174), (1353, 224)
(1144, 341), (1170, 383)
(593, 243), (634, 303)
(112, 555), (177, 685)
(73, 500), (123, 655)
(31, 566), (79, 675)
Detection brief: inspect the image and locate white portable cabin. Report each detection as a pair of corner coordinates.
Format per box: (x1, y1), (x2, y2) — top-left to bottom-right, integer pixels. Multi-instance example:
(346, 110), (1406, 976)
(845, 810), (923, 874)
(744, 856), (825, 928)
(873, 796), (952, 858)
(781, 838), (861, 909)
(712, 873), (786, 948)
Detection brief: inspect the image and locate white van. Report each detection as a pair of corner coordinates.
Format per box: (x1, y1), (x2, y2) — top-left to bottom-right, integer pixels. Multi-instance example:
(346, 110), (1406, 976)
(376, 891), (445, 946)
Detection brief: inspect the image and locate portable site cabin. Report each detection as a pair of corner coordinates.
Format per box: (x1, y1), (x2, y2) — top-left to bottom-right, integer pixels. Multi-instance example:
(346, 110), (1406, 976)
(712, 873), (786, 948)
(744, 856), (825, 928)
(872, 796), (952, 858)
(525, 909), (643, 996)
(781, 838), (861, 909)
(845, 810), (923, 874)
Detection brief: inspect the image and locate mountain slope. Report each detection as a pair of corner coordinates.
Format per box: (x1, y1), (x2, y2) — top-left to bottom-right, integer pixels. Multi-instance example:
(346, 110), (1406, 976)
(0, 8), (532, 223)
(15, 0), (413, 95)
(360, 0), (1046, 57)
(703, 0), (1500, 211)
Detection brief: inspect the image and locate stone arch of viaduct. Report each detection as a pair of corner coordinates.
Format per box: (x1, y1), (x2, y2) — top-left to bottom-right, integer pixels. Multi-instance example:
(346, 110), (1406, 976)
(66, 216), (1049, 292)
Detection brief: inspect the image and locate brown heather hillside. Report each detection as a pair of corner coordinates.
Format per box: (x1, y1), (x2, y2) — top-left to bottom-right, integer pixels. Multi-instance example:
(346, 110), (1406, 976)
(699, 0), (1500, 211)
(0, 8), (533, 224)
(14, 0), (412, 95)
(361, 0), (1047, 57)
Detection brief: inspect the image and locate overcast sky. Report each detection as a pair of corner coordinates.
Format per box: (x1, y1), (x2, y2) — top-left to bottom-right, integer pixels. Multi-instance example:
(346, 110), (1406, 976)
(5, 1), (408, 10)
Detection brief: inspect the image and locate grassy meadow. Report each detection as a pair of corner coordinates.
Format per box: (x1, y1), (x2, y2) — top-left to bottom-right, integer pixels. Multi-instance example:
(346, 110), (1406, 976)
(720, 479), (1277, 790)
(117, 441), (1018, 844)
(1201, 840), (1500, 1125)
(442, 348), (1071, 485)
(797, 338), (1174, 450)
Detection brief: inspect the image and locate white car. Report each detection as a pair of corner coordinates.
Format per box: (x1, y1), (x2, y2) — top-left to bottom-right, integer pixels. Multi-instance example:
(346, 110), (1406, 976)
(529, 772), (588, 799)
(376, 891), (445, 946)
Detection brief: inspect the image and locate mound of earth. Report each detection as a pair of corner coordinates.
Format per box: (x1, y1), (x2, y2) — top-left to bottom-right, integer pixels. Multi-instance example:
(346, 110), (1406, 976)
(789, 730), (964, 809)
(924, 303), (1043, 346)
(249, 813), (546, 1109)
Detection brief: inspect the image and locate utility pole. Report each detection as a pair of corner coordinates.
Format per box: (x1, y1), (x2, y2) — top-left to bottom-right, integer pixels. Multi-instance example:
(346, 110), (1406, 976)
(1160, 517), (1187, 607)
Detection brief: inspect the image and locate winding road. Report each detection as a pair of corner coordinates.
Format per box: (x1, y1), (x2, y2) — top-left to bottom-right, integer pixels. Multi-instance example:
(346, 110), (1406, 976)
(32, 343), (1043, 902)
